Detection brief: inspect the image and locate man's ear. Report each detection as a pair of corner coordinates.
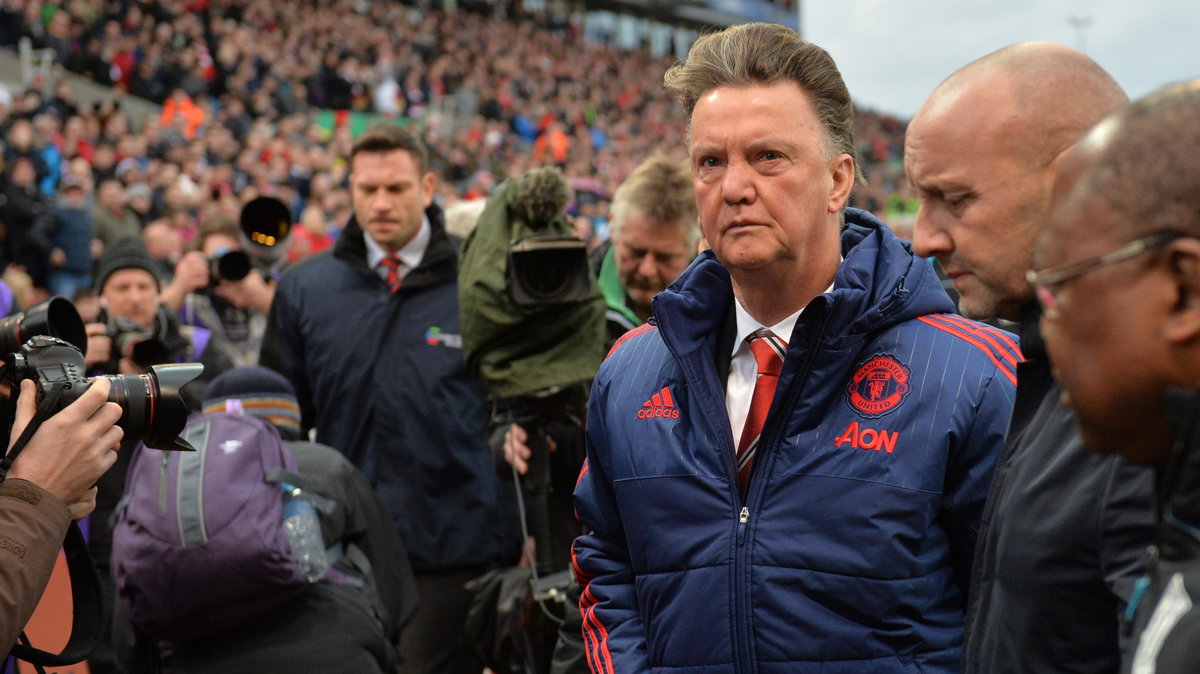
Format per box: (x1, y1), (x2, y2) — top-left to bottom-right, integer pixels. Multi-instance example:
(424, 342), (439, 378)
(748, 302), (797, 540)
(1163, 237), (1200, 344)
(421, 172), (437, 208)
(826, 154), (854, 214)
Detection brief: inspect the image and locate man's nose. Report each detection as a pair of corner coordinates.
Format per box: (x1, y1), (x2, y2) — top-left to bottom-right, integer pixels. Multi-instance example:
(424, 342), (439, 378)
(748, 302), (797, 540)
(912, 209), (953, 259)
(721, 160), (756, 205)
(368, 191), (392, 213)
(636, 252), (658, 278)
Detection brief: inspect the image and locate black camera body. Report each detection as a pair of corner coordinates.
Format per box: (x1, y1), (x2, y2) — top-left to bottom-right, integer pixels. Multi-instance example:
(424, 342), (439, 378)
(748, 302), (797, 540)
(4, 335), (201, 452)
(106, 317), (171, 370)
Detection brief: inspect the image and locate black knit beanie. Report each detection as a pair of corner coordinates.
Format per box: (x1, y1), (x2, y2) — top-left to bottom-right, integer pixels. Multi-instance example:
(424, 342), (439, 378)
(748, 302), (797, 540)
(95, 237), (162, 293)
(202, 366), (303, 440)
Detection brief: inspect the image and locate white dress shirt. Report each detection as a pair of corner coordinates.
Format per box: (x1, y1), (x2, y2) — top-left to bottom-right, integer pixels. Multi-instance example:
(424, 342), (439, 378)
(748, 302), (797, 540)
(725, 275), (836, 449)
(364, 215), (431, 283)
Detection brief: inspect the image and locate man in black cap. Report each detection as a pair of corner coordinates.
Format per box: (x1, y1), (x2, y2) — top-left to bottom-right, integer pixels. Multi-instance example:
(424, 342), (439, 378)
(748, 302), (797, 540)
(84, 236), (231, 387)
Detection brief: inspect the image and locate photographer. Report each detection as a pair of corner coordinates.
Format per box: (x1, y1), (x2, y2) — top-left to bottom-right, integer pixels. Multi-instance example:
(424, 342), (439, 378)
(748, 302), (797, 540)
(83, 237), (232, 387)
(504, 155), (698, 474)
(1, 378), (122, 651)
(162, 218), (275, 367)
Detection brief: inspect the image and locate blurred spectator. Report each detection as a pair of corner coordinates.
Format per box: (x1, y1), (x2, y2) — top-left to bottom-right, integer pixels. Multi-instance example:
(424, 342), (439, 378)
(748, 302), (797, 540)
(4, 119), (51, 195)
(30, 174), (96, 297)
(141, 219), (183, 282)
(92, 179), (141, 247)
(287, 205), (334, 263)
(2, 157), (48, 284)
(125, 183), (153, 227)
(158, 88), (204, 140)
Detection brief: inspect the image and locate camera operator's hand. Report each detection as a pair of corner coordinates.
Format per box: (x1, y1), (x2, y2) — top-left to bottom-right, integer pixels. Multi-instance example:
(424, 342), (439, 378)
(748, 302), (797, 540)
(6, 379), (123, 521)
(84, 322), (113, 369)
(503, 423), (557, 476)
(161, 251), (209, 312)
(214, 271), (275, 314)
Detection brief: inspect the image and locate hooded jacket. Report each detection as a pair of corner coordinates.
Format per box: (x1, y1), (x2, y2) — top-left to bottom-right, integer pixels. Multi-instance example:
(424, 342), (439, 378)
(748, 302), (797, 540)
(263, 206), (517, 571)
(573, 209), (1018, 673)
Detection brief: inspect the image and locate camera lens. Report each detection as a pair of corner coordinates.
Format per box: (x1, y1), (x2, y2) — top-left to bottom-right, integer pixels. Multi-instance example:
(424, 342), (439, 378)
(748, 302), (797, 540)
(103, 363), (203, 452)
(215, 251), (252, 282)
(0, 297), (87, 355)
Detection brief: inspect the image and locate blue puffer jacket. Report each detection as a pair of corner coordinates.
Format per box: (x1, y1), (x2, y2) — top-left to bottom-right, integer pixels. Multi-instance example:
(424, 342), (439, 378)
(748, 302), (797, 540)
(573, 209), (1018, 673)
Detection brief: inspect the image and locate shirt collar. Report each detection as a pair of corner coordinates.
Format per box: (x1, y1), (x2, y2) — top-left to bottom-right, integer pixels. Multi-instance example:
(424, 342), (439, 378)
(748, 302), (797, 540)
(364, 215), (431, 273)
(732, 300), (802, 357)
(730, 262), (839, 357)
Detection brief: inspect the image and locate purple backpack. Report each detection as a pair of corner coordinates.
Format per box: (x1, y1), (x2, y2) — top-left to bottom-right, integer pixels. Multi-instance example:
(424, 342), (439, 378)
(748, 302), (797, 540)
(111, 410), (315, 640)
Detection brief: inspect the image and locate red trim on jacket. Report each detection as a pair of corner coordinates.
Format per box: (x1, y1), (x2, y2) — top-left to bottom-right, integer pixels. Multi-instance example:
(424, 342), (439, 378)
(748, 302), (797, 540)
(605, 323), (656, 360)
(917, 315), (1018, 385)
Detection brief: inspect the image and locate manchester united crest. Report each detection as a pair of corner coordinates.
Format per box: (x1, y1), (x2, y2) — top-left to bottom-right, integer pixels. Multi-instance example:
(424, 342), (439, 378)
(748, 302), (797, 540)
(846, 354), (911, 418)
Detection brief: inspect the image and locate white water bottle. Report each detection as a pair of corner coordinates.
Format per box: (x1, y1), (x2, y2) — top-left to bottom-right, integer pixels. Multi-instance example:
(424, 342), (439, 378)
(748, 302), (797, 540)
(281, 482), (328, 583)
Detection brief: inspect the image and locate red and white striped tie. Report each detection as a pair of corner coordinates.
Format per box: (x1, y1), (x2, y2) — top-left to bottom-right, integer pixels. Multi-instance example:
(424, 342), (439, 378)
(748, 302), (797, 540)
(380, 254), (403, 294)
(736, 330), (786, 493)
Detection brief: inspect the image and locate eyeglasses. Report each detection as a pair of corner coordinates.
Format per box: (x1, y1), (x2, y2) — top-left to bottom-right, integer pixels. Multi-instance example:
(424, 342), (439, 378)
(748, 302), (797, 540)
(1026, 230), (1182, 319)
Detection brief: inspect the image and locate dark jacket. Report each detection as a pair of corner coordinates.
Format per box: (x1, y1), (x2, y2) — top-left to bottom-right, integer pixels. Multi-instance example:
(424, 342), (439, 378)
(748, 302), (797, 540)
(573, 209), (1017, 673)
(263, 206), (518, 571)
(1120, 388), (1200, 674)
(31, 202), (92, 272)
(963, 305), (1156, 674)
(0, 180), (46, 270)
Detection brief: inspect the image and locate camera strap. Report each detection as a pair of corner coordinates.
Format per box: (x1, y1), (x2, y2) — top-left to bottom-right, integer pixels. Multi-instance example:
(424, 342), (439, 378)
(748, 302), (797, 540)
(3, 383), (111, 670)
(10, 521), (109, 670)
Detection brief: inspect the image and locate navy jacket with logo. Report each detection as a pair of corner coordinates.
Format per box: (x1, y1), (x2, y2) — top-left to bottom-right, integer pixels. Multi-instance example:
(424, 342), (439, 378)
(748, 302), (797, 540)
(573, 209), (1018, 673)
(263, 206), (517, 571)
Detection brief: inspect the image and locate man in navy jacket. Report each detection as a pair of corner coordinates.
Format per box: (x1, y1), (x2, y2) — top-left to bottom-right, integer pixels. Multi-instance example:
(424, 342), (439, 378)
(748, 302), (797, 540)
(572, 23), (1017, 673)
(263, 125), (516, 674)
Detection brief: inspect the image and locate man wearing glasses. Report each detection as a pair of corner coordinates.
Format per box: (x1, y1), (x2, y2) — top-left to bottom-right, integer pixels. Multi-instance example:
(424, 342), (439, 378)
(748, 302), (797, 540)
(1032, 79), (1200, 674)
(905, 42), (1156, 673)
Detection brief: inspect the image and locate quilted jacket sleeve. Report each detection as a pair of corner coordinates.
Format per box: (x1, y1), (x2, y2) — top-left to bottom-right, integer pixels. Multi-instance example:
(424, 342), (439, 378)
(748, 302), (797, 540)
(941, 368), (1013, 596)
(571, 377), (652, 673)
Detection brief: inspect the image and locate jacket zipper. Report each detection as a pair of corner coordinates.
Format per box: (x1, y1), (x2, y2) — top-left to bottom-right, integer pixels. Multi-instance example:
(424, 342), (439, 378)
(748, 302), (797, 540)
(731, 304), (832, 674)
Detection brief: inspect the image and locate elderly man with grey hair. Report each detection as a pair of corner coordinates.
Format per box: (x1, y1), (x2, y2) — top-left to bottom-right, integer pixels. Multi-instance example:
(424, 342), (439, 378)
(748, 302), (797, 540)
(571, 22), (1018, 673)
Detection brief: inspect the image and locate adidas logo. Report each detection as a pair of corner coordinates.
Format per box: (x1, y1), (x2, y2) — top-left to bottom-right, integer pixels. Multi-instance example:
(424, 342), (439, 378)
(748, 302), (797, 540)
(636, 387), (681, 419)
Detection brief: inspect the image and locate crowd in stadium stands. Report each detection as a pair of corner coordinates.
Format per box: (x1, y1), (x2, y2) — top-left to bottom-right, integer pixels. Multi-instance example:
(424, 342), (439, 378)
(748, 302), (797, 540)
(0, 0), (911, 305)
